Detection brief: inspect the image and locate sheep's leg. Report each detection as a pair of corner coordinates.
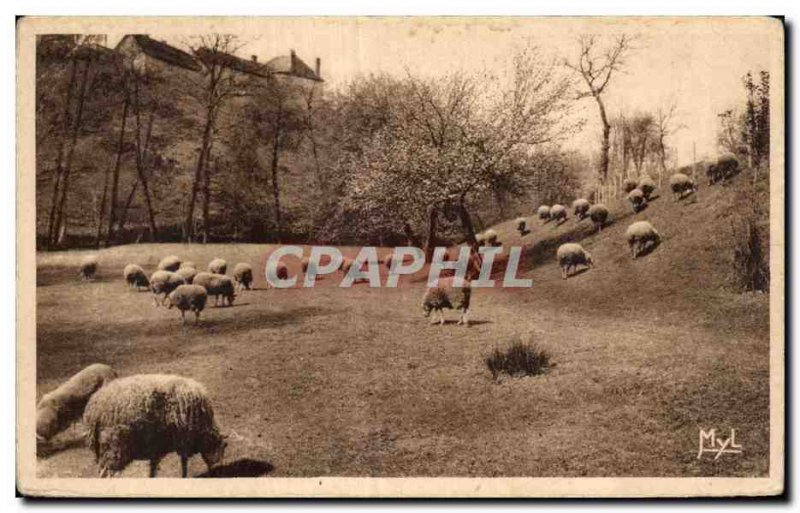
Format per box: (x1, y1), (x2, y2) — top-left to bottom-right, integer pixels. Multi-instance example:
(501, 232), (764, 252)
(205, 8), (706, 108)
(430, 309), (439, 325)
(180, 455), (188, 478)
(459, 309), (469, 326)
(153, 294), (159, 307)
(149, 459), (158, 478)
(180, 311), (186, 324)
(195, 310), (201, 323)
(439, 310), (446, 326)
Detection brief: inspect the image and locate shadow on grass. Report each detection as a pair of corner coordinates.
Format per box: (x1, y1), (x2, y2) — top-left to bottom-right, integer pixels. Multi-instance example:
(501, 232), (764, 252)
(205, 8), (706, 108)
(37, 435), (85, 459)
(198, 459), (274, 478)
(564, 267), (591, 279)
(634, 240), (661, 259)
(428, 319), (491, 326)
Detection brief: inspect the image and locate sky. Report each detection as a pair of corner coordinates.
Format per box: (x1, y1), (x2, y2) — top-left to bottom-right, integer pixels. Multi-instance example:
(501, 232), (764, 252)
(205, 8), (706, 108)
(105, 17), (781, 166)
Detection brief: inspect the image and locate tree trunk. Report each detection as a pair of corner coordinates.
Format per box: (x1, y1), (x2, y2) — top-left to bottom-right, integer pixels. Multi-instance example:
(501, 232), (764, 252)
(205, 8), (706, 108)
(596, 95), (611, 185)
(424, 204), (439, 261)
(104, 94), (130, 247)
(186, 109), (214, 242)
(270, 127), (283, 240)
(201, 148), (213, 244)
(115, 180), (139, 242)
(456, 198), (482, 280)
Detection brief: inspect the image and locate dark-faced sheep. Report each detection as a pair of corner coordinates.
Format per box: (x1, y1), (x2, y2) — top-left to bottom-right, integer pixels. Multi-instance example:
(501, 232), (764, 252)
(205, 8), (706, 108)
(515, 217), (528, 236)
(193, 272), (236, 306)
(166, 284), (208, 323)
(556, 243), (594, 280)
(123, 264), (149, 290)
(588, 204), (609, 232)
(482, 229), (500, 246)
(626, 221), (661, 259)
(157, 256), (182, 272)
(83, 374), (227, 478)
(233, 263), (253, 291)
(627, 188), (647, 213)
(637, 176), (657, 200)
(150, 271), (187, 306)
(537, 205), (551, 222)
(79, 255), (98, 280)
(669, 173), (698, 200)
(622, 178), (639, 194)
(422, 277), (471, 326)
(572, 198), (590, 220)
(36, 363), (117, 442)
(208, 258), (227, 275)
(549, 204), (568, 224)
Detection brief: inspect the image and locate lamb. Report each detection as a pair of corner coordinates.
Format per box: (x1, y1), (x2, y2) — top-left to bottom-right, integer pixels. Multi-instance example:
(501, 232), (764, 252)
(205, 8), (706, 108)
(232, 263), (253, 291)
(207, 258), (227, 275)
(588, 204), (609, 232)
(482, 229), (500, 246)
(83, 374), (227, 478)
(166, 284), (207, 323)
(622, 178), (639, 194)
(157, 255), (182, 272)
(637, 176), (657, 200)
(669, 173), (698, 200)
(627, 188), (647, 213)
(123, 264), (149, 290)
(572, 198), (590, 220)
(556, 243), (594, 280)
(537, 205), (551, 222)
(515, 217), (528, 236)
(150, 270), (187, 306)
(717, 154), (740, 181)
(79, 255), (98, 280)
(626, 221), (661, 259)
(36, 363), (117, 442)
(549, 204), (568, 224)
(193, 272), (236, 306)
(175, 266), (198, 284)
(422, 277), (471, 326)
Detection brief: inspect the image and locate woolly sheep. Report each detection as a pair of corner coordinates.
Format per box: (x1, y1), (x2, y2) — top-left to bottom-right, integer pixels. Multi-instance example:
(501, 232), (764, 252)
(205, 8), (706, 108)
(717, 154), (740, 181)
(232, 263), (253, 291)
(79, 255), (98, 280)
(482, 229), (500, 246)
(549, 204), (567, 223)
(123, 264), (149, 290)
(556, 243), (594, 280)
(588, 204), (609, 232)
(537, 205), (551, 222)
(622, 178), (639, 194)
(627, 188), (647, 213)
(422, 277), (471, 326)
(572, 198), (590, 220)
(83, 374), (227, 478)
(626, 221), (661, 259)
(208, 258), (227, 275)
(515, 217), (528, 235)
(669, 173), (698, 200)
(475, 233), (485, 245)
(150, 271), (187, 307)
(181, 261), (196, 270)
(193, 272), (236, 306)
(157, 255), (182, 272)
(36, 363), (117, 442)
(637, 176), (657, 200)
(175, 266), (198, 284)
(167, 284), (207, 323)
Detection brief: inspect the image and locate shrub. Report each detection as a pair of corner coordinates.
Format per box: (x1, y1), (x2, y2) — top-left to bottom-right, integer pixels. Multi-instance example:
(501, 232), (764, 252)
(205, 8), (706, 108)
(485, 340), (551, 380)
(729, 181), (769, 292)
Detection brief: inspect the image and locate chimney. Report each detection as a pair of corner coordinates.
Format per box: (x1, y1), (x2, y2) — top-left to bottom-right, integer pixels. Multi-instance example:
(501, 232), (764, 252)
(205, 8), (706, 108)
(251, 55), (258, 63)
(315, 57), (321, 79)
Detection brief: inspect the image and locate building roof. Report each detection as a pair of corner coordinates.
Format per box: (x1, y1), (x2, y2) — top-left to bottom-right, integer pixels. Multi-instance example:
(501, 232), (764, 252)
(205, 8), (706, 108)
(266, 53), (322, 82)
(194, 47), (271, 78)
(119, 35), (201, 72)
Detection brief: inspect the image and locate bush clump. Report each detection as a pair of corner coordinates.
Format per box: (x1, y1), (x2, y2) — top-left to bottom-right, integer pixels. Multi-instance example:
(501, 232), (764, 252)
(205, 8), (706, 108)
(485, 341), (551, 380)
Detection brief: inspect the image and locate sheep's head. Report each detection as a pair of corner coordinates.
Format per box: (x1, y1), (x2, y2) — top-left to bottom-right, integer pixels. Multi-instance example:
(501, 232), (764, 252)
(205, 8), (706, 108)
(201, 431), (228, 469)
(36, 406), (59, 441)
(585, 253), (594, 267)
(422, 302), (432, 317)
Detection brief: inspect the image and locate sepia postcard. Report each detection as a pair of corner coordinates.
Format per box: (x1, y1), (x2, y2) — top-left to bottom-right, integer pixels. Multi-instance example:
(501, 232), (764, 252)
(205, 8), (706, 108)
(16, 16), (785, 498)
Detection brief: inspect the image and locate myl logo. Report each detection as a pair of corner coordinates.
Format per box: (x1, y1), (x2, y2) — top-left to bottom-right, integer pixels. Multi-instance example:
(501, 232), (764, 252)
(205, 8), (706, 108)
(697, 428), (743, 460)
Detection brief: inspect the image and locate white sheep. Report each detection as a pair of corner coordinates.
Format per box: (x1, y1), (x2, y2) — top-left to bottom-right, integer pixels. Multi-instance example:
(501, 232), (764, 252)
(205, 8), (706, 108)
(79, 255), (98, 280)
(208, 258), (227, 275)
(537, 205), (551, 222)
(626, 221), (661, 259)
(175, 266), (198, 284)
(123, 264), (149, 290)
(36, 363), (117, 441)
(166, 284), (207, 323)
(556, 243), (594, 280)
(232, 263), (253, 291)
(588, 204), (609, 232)
(549, 204), (568, 223)
(150, 270), (187, 307)
(627, 188), (647, 213)
(572, 198), (590, 220)
(422, 277), (471, 326)
(637, 176), (657, 200)
(669, 173), (698, 200)
(83, 374), (227, 478)
(193, 272), (236, 306)
(482, 229), (500, 246)
(181, 261), (196, 270)
(157, 255), (182, 272)
(622, 178), (638, 194)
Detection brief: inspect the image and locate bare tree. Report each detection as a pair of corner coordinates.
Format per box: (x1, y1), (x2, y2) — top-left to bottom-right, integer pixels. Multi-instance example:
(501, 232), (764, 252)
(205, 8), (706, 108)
(653, 101), (683, 183)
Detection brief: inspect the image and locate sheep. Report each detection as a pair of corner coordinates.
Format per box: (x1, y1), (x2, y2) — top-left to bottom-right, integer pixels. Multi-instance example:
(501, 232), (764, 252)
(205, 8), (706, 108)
(79, 255), (98, 280)
(627, 188), (647, 213)
(175, 266), (198, 284)
(549, 204), (568, 224)
(515, 217), (528, 236)
(474, 233), (485, 245)
(150, 271), (187, 307)
(157, 255), (182, 272)
(422, 277), (471, 326)
(572, 198), (591, 220)
(36, 363), (117, 442)
(637, 176), (657, 200)
(717, 154), (740, 181)
(83, 374), (227, 478)
(669, 173), (698, 200)
(193, 272), (236, 306)
(181, 261), (196, 270)
(482, 229), (500, 246)
(232, 263), (253, 291)
(208, 258), (227, 275)
(626, 221), (661, 259)
(537, 205), (551, 222)
(166, 284), (207, 323)
(622, 178), (639, 194)
(588, 204), (609, 232)
(556, 243), (594, 280)
(123, 264), (149, 290)
(706, 162), (721, 185)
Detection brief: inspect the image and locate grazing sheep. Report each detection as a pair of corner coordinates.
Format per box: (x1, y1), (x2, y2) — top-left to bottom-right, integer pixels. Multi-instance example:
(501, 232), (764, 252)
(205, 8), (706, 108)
(166, 284), (207, 323)
(706, 162), (721, 185)
(549, 204), (567, 223)
(482, 229), (500, 246)
(123, 264), (149, 290)
(637, 176), (657, 200)
(627, 188), (647, 213)
(537, 205), (551, 222)
(36, 363), (117, 442)
(588, 204), (609, 232)
(79, 255), (98, 280)
(515, 217), (528, 236)
(622, 178), (639, 194)
(556, 243), (594, 280)
(626, 221), (661, 259)
(150, 271), (187, 307)
(193, 272), (236, 306)
(181, 261), (196, 270)
(157, 256), (182, 272)
(232, 263), (253, 291)
(207, 258), (227, 275)
(175, 266), (198, 284)
(572, 198), (590, 220)
(669, 173), (698, 200)
(422, 277), (471, 326)
(717, 154), (740, 181)
(83, 374), (227, 478)
(474, 233), (485, 245)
